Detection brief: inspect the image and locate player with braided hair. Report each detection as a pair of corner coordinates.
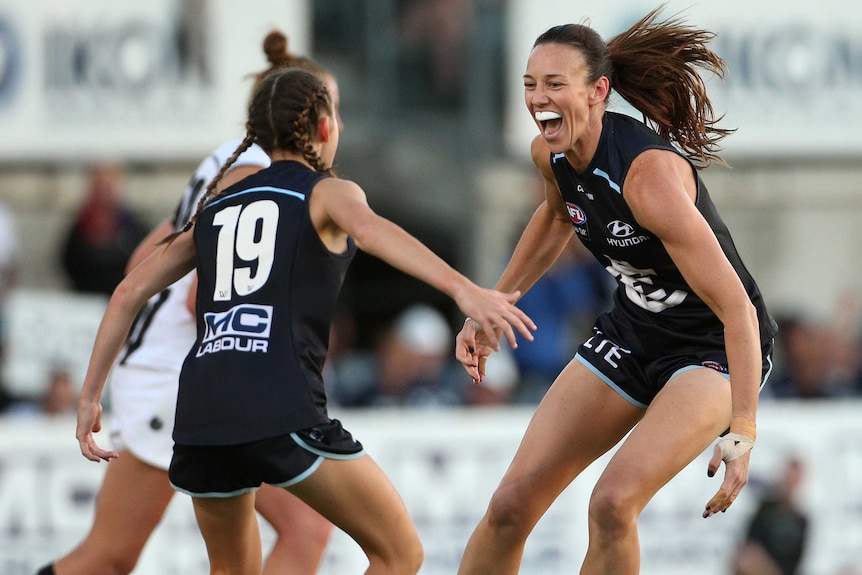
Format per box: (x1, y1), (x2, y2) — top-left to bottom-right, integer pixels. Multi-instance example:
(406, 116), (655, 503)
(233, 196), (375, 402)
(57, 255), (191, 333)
(74, 67), (535, 575)
(35, 30), (341, 575)
(455, 7), (775, 574)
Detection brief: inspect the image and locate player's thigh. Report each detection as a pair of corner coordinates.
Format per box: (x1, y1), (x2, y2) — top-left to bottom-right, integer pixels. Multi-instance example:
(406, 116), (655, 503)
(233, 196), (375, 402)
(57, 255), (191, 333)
(88, 451), (175, 552)
(287, 455), (418, 555)
(496, 359), (643, 502)
(192, 492), (261, 574)
(596, 367), (732, 508)
(254, 482), (331, 536)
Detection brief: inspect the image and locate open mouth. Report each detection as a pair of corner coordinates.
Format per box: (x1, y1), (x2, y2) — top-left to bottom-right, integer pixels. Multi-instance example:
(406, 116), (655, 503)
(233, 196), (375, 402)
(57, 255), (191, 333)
(535, 111), (562, 138)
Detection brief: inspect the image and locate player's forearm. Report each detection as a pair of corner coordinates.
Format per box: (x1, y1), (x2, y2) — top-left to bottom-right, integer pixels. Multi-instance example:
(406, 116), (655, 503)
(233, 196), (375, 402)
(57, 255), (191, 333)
(723, 302), (761, 436)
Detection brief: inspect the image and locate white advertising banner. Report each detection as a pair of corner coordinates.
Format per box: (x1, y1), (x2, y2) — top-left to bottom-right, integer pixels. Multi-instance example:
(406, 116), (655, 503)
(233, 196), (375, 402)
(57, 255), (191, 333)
(0, 403), (860, 574)
(505, 0), (862, 159)
(0, 0), (309, 162)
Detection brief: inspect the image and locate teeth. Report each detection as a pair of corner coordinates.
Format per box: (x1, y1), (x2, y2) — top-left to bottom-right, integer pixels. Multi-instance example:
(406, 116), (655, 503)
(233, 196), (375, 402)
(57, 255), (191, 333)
(535, 111), (561, 121)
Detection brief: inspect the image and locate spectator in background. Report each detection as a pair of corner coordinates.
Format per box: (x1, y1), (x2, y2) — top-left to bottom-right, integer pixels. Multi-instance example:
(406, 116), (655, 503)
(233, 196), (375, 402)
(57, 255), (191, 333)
(0, 341), (25, 415)
(0, 359), (76, 418)
(40, 368), (78, 416)
(767, 301), (862, 399)
(732, 457), (809, 575)
(329, 303), (463, 407)
(397, 0), (473, 107)
(509, 237), (612, 403)
(61, 164), (148, 296)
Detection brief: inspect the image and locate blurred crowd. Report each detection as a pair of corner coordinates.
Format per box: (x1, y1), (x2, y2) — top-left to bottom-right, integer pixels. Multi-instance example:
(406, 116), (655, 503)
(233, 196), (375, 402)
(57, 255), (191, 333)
(4, 163), (862, 418)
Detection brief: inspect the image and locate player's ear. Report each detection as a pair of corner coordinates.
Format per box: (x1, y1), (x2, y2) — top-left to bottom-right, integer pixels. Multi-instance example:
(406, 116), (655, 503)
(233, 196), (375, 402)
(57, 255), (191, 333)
(591, 76), (610, 103)
(317, 116), (331, 143)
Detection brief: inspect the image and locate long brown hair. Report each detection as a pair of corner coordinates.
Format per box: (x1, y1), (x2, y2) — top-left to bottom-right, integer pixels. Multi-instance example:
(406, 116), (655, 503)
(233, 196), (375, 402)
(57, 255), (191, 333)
(534, 5), (733, 167)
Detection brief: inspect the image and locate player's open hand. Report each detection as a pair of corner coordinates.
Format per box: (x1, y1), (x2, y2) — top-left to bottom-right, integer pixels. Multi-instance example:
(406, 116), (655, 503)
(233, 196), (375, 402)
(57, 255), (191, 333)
(455, 288), (535, 352)
(703, 417), (756, 518)
(76, 400), (118, 463)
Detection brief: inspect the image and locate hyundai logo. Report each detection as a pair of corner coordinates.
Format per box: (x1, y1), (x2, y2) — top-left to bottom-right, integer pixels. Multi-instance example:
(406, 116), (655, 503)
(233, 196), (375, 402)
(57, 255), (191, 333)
(607, 220), (635, 238)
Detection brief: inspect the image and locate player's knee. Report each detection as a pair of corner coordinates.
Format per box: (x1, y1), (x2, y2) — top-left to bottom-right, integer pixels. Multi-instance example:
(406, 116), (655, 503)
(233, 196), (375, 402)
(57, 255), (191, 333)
(103, 554), (139, 575)
(401, 536), (425, 574)
(587, 485), (638, 536)
(370, 533), (423, 575)
(484, 484), (535, 537)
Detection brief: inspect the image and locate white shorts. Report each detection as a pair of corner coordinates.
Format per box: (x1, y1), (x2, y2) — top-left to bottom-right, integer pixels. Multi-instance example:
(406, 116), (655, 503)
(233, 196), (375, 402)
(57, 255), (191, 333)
(109, 363), (179, 471)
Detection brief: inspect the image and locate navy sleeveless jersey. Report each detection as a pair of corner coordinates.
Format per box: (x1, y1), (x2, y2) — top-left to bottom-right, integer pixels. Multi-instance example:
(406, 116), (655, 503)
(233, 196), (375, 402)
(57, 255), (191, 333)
(550, 112), (776, 355)
(175, 161), (356, 445)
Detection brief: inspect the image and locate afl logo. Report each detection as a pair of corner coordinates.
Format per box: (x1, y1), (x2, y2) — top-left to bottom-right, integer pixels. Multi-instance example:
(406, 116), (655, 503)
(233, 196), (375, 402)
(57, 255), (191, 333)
(607, 220), (635, 238)
(702, 360), (728, 374)
(566, 202), (586, 225)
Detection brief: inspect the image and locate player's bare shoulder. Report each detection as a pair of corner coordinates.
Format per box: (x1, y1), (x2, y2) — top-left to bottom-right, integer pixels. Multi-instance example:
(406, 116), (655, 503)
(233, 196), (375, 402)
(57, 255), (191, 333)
(530, 135), (555, 180)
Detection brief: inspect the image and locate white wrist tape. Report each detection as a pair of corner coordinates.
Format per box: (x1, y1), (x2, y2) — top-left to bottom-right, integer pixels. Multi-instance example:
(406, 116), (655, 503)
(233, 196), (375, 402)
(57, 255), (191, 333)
(716, 432), (755, 462)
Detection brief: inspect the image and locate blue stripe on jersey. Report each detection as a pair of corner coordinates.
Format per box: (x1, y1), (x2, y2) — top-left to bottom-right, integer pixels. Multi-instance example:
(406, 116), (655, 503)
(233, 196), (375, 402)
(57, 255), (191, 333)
(592, 168), (621, 193)
(207, 186), (307, 209)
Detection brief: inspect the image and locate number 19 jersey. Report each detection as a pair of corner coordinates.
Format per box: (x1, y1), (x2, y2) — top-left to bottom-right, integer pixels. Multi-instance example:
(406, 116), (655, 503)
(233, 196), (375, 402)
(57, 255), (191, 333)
(175, 161), (356, 446)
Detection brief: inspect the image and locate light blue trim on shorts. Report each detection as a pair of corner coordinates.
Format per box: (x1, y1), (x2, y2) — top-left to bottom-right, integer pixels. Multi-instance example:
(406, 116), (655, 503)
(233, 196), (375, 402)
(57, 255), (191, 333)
(289, 432), (367, 460)
(668, 352), (774, 390)
(668, 364), (729, 382)
(575, 353), (647, 409)
(271, 455), (324, 488)
(170, 482), (258, 499)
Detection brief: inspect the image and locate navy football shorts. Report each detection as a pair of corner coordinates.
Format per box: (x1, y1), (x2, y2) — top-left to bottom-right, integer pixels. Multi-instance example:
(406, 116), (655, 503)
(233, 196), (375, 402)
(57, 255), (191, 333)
(575, 311), (774, 408)
(169, 418), (365, 498)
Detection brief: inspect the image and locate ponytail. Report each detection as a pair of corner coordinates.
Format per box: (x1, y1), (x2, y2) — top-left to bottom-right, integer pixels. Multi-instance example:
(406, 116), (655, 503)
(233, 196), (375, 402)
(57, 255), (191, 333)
(607, 6), (733, 166)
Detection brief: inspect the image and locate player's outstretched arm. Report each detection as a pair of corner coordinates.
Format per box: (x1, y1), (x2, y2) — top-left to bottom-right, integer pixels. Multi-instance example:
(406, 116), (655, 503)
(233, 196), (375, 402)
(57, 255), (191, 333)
(77, 230), (196, 462)
(315, 178), (536, 349)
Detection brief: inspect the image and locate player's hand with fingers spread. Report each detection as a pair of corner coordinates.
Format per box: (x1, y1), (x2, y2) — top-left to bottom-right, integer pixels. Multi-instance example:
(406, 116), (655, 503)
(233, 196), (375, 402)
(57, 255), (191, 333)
(703, 416), (756, 518)
(76, 400), (119, 463)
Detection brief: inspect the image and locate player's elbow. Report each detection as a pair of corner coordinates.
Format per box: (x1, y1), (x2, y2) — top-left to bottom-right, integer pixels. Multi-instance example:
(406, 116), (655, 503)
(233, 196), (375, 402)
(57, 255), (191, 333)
(109, 276), (147, 314)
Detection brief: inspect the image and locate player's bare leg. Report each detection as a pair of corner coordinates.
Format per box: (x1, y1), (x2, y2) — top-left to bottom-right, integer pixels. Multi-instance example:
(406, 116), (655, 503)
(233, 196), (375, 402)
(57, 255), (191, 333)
(53, 452), (175, 575)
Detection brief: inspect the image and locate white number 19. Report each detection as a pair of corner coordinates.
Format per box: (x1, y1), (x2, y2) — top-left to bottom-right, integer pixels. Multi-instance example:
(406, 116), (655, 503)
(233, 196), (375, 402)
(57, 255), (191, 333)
(212, 200), (279, 301)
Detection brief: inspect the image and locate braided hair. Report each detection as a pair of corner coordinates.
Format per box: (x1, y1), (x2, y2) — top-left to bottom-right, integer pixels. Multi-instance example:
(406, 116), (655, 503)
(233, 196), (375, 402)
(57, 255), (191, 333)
(167, 69), (334, 242)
